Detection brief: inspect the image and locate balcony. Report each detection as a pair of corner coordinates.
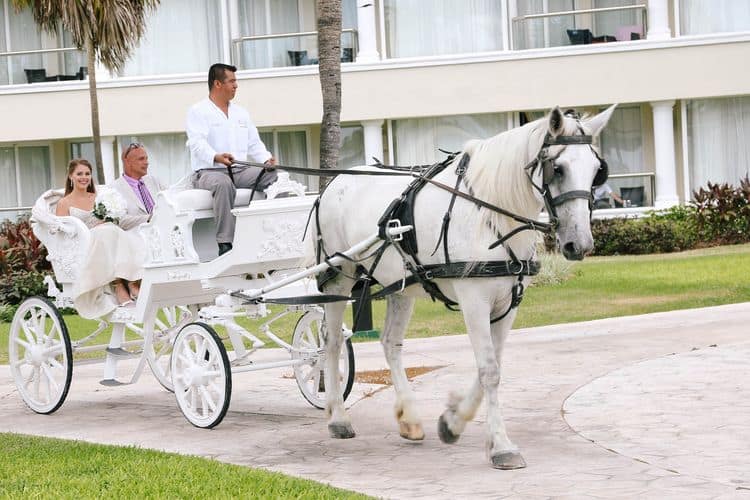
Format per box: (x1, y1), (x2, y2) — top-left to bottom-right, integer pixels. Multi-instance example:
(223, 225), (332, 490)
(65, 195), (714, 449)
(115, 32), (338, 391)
(0, 47), (87, 86)
(512, 4), (647, 51)
(232, 29), (358, 70)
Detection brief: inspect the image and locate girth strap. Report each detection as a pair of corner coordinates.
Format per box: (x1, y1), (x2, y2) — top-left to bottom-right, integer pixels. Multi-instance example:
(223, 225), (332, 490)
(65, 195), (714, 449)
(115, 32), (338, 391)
(371, 259), (540, 302)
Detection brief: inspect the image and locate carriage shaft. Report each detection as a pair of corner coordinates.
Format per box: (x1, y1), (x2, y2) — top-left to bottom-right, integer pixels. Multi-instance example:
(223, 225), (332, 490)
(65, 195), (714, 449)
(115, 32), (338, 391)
(240, 227), (411, 300)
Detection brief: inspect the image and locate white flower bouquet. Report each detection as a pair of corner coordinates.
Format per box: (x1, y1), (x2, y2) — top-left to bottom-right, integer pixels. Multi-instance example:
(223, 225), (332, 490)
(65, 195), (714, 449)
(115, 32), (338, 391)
(92, 187), (127, 224)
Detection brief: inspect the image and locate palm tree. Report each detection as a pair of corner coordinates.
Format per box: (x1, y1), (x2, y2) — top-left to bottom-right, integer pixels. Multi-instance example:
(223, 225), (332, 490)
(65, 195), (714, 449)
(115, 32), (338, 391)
(11, 0), (159, 182)
(316, 0), (342, 191)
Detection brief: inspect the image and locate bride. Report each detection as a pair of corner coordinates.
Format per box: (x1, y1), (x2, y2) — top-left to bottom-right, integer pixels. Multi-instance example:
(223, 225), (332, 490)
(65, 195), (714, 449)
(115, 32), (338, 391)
(55, 159), (145, 318)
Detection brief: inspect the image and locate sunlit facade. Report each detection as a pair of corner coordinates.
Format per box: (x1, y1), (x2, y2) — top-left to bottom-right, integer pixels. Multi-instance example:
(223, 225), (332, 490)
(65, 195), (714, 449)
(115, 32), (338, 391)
(1, 0), (748, 219)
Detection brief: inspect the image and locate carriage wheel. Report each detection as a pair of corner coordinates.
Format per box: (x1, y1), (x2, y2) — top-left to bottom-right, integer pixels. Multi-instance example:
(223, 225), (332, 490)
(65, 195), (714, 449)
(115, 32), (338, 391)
(292, 309), (355, 410)
(143, 306), (193, 393)
(171, 322), (231, 428)
(9, 296), (73, 414)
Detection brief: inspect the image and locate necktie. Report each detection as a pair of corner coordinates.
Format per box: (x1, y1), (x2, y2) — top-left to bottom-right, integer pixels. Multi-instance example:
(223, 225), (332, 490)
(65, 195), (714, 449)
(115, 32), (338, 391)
(138, 180), (154, 214)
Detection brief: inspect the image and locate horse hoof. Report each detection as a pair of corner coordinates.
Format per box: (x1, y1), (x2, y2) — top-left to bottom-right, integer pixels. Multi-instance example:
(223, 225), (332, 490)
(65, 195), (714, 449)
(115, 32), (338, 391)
(328, 422), (356, 439)
(437, 413), (460, 444)
(491, 451), (527, 470)
(399, 422), (425, 441)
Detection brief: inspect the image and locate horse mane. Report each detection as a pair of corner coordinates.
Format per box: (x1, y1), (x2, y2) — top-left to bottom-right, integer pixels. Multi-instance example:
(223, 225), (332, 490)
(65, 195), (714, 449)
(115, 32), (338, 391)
(462, 114), (583, 257)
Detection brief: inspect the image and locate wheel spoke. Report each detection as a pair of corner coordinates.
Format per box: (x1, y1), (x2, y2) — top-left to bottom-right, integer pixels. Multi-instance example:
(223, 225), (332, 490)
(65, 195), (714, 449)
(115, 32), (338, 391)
(190, 385), (198, 409)
(31, 366), (41, 397)
(41, 364), (60, 394)
(301, 366), (315, 383)
(20, 320), (37, 345)
(312, 369), (321, 394)
(13, 337), (31, 350)
(47, 357), (64, 371)
(199, 386), (216, 412)
(44, 319), (58, 343)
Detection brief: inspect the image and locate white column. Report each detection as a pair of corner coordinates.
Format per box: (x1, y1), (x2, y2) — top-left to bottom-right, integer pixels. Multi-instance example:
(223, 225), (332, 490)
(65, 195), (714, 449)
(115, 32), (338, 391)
(100, 136), (117, 184)
(646, 0), (671, 40)
(650, 100), (679, 209)
(362, 119), (384, 165)
(227, 0), (240, 65)
(355, 1), (380, 63)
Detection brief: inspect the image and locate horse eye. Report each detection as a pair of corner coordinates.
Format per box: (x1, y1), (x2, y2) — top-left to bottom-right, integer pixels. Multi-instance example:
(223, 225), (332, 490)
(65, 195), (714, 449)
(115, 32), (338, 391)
(553, 164), (563, 176)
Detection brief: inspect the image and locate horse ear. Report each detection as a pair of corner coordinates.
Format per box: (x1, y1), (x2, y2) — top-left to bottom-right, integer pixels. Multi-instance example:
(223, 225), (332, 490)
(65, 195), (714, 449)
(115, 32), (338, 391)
(585, 104), (618, 137)
(548, 107), (564, 138)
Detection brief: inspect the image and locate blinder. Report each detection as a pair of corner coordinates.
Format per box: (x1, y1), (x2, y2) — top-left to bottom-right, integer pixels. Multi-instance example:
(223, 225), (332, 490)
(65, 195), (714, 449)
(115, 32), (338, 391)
(592, 154), (608, 187)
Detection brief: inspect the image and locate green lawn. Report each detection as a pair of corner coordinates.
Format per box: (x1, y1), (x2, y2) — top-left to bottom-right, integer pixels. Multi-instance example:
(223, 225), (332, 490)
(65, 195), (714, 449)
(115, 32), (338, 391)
(2, 244), (750, 364)
(0, 432), (370, 499)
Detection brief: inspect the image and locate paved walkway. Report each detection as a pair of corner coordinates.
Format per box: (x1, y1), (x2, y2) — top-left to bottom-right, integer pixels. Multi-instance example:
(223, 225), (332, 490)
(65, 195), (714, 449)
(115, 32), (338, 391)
(1, 303), (749, 499)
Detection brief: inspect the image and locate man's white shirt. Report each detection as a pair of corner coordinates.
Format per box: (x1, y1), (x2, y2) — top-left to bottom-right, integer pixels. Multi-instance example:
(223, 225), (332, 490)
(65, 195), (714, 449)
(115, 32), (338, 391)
(186, 98), (272, 172)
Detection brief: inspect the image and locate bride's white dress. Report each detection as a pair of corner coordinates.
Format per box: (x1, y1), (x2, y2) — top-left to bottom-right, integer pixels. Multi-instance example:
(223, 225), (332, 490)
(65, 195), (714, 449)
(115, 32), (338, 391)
(69, 207), (146, 319)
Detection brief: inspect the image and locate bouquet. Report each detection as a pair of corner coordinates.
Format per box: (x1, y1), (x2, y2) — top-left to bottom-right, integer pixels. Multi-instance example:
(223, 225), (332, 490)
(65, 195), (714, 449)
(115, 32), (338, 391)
(92, 187), (127, 224)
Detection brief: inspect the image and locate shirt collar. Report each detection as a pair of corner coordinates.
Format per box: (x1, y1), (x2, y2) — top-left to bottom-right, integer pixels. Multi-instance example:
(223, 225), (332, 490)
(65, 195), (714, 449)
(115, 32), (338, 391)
(122, 174), (143, 187)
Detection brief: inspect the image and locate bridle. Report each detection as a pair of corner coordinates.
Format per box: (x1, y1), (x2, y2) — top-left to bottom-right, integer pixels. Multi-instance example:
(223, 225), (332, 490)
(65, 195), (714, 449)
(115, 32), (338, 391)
(523, 131), (609, 229)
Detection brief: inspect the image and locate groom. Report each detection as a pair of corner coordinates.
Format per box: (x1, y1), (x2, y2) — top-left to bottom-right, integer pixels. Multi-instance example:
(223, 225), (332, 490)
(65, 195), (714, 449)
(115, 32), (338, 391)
(110, 142), (165, 230)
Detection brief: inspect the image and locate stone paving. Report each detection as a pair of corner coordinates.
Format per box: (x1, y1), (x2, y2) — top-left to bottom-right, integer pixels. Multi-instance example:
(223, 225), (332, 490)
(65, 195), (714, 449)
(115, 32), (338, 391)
(1, 302), (749, 499)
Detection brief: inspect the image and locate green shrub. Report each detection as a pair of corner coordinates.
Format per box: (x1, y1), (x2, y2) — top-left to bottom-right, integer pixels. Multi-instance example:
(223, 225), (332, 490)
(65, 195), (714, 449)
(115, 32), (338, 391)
(692, 176), (750, 245)
(0, 216), (50, 274)
(0, 271), (48, 306)
(0, 303), (17, 322)
(0, 217), (51, 306)
(592, 215), (697, 256)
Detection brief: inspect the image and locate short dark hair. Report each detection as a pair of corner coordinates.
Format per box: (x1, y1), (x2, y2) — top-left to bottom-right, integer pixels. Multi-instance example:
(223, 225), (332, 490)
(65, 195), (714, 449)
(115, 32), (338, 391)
(208, 63), (237, 90)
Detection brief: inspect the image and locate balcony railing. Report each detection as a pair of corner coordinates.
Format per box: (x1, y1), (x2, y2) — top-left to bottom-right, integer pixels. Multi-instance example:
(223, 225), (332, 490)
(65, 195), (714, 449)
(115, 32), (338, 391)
(231, 29), (358, 70)
(512, 4), (648, 51)
(0, 46), (87, 86)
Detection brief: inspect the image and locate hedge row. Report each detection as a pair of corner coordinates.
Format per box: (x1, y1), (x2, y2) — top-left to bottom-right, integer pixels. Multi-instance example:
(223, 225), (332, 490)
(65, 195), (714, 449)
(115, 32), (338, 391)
(592, 177), (750, 256)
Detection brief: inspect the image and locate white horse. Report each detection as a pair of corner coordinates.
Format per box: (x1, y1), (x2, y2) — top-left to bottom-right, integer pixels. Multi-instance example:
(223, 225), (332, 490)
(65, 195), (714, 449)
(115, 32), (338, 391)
(313, 106), (616, 468)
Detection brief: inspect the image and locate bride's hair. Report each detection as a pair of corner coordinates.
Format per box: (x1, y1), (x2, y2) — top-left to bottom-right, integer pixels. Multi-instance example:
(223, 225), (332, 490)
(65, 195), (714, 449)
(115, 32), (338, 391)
(65, 159), (96, 196)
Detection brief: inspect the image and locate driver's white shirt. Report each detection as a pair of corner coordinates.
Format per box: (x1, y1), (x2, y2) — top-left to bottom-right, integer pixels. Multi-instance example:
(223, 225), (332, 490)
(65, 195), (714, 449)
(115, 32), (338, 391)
(186, 98), (272, 172)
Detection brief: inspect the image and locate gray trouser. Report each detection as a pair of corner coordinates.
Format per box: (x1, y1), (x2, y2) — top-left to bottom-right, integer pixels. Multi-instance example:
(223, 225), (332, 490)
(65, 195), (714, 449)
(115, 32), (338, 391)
(192, 166), (279, 244)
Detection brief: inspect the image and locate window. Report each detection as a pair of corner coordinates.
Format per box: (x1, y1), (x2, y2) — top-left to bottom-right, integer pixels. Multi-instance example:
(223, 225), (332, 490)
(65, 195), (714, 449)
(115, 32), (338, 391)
(119, 0), (222, 77)
(598, 105), (651, 207)
(116, 134), (191, 186)
(340, 125), (365, 168)
(0, 145), (51, 221)
(687, 96), (750, 192)
(679, 0), (750, 36)
(384, 0), (504, 58)
(235, 0), (358, 70)
(0, 4), (85, 85)
(513, 0), (644, 50)
(393, 113), (509, 165)
(260, 129), (313, 190)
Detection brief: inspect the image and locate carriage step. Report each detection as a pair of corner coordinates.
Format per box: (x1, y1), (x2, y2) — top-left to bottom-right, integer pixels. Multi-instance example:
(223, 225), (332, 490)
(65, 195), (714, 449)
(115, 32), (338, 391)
(105, 347), (142, 359)
(99, 379), (128, 387)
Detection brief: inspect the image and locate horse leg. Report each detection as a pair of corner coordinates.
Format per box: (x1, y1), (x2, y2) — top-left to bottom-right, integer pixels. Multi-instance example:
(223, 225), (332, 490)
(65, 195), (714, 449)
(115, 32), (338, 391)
(437, 378), (483, 445)
(381, 294), (424, 440)
(486, 310), (526, 469)
(445, 285), (524, 469)
(323, 282), (356, 439)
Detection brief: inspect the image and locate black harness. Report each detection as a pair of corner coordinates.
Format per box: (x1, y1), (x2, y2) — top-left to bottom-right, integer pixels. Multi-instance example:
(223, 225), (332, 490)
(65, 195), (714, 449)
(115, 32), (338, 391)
(232, 122), (608, 322)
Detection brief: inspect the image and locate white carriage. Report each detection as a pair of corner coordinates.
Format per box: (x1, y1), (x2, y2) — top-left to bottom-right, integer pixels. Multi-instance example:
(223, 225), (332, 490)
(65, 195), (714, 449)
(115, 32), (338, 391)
(8, 173), (387, 428)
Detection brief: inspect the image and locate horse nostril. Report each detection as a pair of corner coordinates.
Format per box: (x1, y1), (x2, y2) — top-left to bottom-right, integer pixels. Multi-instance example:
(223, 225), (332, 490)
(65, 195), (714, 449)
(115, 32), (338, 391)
(563, 241), (576, 256)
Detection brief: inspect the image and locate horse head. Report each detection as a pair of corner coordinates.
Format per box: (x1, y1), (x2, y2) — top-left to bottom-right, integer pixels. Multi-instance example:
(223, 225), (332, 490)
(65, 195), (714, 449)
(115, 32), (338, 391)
(537, 105), (617, 260)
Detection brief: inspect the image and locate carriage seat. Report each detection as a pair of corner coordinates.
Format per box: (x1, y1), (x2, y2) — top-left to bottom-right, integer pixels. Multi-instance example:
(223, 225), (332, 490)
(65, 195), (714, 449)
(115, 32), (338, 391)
(30, 189), (92, 287)
(170, 188), (255, 212)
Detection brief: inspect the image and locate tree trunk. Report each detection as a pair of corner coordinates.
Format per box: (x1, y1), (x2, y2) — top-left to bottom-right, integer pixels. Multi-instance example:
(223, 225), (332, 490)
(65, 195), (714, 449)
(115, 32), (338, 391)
(316, 0), (342, 191)
(86, 36), (105, 183)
